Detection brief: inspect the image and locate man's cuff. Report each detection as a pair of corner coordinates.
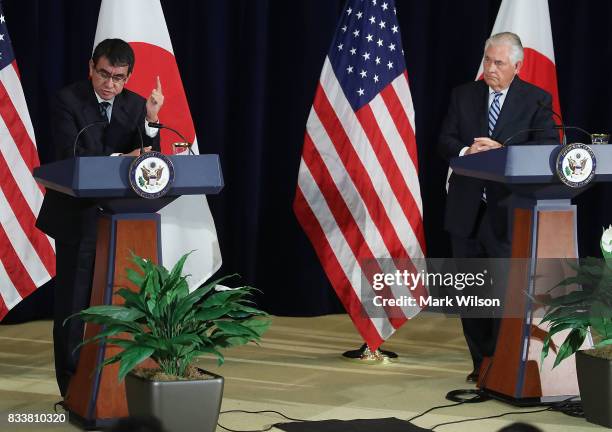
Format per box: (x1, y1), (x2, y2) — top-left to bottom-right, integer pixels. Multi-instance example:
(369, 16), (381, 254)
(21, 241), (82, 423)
(144, 120), (159, 138)
(459, 146), (469, 157)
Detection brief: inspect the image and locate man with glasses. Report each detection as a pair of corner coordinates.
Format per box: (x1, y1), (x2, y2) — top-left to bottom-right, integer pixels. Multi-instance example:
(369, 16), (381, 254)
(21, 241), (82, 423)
(437, 32), (557, 384)
(36, 38), (164, 397)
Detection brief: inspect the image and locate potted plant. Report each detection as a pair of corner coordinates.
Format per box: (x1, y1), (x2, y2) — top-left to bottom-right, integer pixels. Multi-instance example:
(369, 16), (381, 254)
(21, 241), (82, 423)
(540, 226), (612, 428)
(71, 252), (270, 432)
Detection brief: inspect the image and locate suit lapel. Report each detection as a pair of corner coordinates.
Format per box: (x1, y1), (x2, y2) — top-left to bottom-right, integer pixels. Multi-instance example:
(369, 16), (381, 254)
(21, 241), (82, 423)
(106, 91), (139, 153)
(109, 92), (131, 130)
(476, 80), (489, 137)
(76, 82), (107, 154)
(491, 77), (525, 141)
(80, 82), (104, 126)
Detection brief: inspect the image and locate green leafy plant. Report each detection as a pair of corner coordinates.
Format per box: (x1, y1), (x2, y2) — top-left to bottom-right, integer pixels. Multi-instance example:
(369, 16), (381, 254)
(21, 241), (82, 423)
(541, 226), (612, 367)
(68, 252), (270, 380)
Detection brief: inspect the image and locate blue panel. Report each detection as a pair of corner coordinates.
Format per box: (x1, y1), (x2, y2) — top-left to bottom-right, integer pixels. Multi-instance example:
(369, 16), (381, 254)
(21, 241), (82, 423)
(450, 144), (612, 199)
(33, 154), (225, 206)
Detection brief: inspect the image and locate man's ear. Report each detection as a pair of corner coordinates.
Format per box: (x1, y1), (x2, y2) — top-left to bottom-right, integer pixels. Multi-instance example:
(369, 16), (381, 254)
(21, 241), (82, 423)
(514, 60), (523, 75)
(88, 59), (95, 78)
(125, 72), (131, 84)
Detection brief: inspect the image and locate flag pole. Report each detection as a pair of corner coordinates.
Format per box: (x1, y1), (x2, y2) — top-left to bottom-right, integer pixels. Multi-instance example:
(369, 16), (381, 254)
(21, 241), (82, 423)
(341, 343), (398, 364)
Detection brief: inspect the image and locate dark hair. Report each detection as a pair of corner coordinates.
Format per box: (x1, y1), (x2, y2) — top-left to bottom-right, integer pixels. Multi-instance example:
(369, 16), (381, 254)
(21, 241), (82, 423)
(92, 38), (135, 74)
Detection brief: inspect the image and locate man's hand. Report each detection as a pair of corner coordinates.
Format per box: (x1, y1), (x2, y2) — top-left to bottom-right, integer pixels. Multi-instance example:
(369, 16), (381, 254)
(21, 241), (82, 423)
(145, 76), (164, 123)
(123, 146), (152, 157)
(466, 137), (503, 154)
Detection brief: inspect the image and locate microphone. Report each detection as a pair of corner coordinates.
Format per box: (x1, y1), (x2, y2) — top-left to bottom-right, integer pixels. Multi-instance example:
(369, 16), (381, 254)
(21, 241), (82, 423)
(502, 126), (562, 147)
(537, 101), (567, 146)
(136, 124), (145, 155)
(147, 122), (195, 155)
(73, 121), (108, 157)
(534, 101), (593, 144)
(502, 125), (592, 147)
(503, 101), (591, 146)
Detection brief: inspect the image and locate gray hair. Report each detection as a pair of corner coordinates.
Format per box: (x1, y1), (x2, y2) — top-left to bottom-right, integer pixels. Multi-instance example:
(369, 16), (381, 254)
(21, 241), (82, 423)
(484, 32), (524, 65)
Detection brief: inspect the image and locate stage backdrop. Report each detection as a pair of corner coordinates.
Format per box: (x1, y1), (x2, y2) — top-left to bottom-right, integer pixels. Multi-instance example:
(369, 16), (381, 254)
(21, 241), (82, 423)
(2, 0), (611, 321)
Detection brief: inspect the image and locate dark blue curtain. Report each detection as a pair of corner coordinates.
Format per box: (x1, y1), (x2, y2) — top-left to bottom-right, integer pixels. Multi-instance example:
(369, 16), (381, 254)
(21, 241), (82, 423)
(3, 0), (612, 322)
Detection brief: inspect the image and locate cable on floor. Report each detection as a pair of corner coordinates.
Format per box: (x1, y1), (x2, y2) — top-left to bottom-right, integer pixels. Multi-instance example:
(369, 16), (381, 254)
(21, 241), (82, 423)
(217, 409), (310, 432)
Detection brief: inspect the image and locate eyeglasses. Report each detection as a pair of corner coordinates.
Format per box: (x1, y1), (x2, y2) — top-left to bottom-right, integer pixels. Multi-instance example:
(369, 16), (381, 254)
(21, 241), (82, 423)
(95, 68), (128, 84)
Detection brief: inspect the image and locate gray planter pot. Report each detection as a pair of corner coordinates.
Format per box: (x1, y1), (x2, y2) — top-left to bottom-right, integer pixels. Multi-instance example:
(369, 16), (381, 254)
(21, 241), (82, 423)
(576, 350), (612, 428)
(125, 369), (224, 432)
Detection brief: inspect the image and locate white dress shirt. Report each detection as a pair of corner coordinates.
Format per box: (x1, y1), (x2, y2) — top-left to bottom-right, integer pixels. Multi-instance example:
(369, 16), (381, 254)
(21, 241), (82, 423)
(94, 91), (159, 141)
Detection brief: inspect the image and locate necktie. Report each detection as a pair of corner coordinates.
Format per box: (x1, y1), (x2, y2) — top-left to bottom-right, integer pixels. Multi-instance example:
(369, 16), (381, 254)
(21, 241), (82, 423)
(488, 92), (502, 136)
(99, 101), (110, 123)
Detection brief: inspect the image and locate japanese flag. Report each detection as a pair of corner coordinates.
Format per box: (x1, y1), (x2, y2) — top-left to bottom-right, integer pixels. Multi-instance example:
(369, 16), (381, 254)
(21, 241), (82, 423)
(94, 0), (222, 287)
(477, 0), (562, 122)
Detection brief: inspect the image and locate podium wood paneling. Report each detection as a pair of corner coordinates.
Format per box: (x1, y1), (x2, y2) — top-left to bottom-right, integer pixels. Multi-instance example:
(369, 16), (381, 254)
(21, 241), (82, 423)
(64, 214), (160, 428)
(479, 204), (580, 402)
(444, 145), (610, 404)
(32, 155), (224, 429)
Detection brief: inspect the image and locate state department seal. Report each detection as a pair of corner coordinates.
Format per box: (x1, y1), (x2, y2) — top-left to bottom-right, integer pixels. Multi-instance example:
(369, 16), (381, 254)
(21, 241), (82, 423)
(129, 151), (175, 199)
(556, 143), (596, 188)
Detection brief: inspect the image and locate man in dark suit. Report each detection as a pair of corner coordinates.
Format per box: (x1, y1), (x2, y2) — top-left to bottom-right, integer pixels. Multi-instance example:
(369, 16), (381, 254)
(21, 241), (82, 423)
(438, 32), (558, 383)
(36, 38), (164, 396)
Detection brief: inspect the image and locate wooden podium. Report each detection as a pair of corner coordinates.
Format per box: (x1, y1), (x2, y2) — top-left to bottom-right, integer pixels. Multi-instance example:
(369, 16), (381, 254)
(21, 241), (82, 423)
(34, 155), (223, 429)
(451, 144), (612, 405)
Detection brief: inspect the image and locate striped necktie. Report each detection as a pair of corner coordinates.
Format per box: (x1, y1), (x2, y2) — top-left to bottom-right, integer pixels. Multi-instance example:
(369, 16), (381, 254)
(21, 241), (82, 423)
(99, 101), (111, 123)
(488, 92), (502, 136)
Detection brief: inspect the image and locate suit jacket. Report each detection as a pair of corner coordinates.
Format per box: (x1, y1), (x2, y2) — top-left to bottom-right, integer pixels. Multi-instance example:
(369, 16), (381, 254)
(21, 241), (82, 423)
(36, 80), (161, 242)
(438, 77), (558, 239)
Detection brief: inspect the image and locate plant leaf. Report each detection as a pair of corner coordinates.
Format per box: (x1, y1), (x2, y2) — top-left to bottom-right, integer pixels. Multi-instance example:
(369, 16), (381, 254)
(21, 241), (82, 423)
(169, 334), (202, 346)
(173, 274), (238, 322)
(194, 306), (234, 321)
(590, 301), (612, 340)
(544, 290), (593, 307)
(166, 252), (192, 280)
(214, 320), (260, 338)
(117, 346), (155, 381)
(594, 339), (612, 349)
(240, 318), (272, 337)
(78, 305), (145, 322)
(203, 288), (249, 308)
(126, 268), (145, 290)
(552, 328), (587, 368)
(541, 334), (552, 366)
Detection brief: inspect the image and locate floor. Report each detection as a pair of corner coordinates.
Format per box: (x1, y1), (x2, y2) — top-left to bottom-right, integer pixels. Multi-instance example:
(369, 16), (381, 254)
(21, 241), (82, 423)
(0, 313), (607, 431)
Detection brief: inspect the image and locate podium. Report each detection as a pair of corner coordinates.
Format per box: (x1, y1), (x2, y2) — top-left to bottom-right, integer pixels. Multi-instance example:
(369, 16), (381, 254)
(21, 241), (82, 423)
(34, 155), (223, 429)
(451, 144), (611, 405)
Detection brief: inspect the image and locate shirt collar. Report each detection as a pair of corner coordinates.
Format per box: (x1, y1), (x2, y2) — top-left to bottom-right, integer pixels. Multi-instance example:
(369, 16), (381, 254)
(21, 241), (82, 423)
(489, 76), (516, 96)
(93, 90), (115, 106)
(489, 86), (508, 97)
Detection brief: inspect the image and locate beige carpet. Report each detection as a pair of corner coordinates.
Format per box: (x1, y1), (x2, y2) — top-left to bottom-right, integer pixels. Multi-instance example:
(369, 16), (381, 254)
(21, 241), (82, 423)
(0, 313), (606, 431)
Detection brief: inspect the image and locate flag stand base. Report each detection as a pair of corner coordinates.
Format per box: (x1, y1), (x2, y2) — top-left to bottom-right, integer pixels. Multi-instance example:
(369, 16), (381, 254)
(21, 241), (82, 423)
(341, 344), (398, 365)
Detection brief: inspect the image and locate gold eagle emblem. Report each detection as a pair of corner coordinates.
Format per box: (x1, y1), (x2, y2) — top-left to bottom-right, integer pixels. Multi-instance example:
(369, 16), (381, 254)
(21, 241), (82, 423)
(141, 163), (164, 186)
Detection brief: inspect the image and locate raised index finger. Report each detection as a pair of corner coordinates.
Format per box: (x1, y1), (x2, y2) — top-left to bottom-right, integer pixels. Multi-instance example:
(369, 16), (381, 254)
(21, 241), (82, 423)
(155, 76), (162, 92)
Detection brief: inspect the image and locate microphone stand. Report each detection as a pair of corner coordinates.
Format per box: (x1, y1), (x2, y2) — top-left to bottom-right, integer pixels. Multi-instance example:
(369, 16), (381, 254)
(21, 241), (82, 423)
(147, 122), (195, 155)
(537, 101), (567, 145)
(136, 125), (145, 155)
(502, 125), (592, 147)
(73, 121), (108, 157)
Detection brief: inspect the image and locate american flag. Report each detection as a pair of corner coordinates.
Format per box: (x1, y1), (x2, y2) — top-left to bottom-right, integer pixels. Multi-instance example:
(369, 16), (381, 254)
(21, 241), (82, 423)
(0, 3), (55, 320)
(294, 0), (425, 350)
